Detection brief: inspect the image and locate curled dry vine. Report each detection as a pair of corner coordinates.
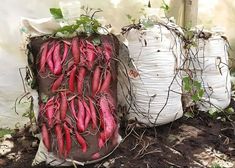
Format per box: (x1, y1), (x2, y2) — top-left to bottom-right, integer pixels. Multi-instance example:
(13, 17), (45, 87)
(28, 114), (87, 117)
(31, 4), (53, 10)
(15, 66), (36, 124)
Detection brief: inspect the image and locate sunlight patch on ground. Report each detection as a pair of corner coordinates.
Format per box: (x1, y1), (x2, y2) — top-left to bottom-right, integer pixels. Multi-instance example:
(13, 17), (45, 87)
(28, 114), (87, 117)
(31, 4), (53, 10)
(194, 146), (235, 168)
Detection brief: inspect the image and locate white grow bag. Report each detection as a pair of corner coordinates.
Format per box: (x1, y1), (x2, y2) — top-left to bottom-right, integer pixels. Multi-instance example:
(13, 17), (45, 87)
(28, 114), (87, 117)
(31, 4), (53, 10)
(119, 24), (184, 126)
(190, 34), (231, 111)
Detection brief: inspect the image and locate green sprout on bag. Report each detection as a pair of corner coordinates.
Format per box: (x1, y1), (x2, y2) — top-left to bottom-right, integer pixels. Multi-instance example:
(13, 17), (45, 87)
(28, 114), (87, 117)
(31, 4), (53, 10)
(49, 7), (102, 36)
(56, 16), (101, 35)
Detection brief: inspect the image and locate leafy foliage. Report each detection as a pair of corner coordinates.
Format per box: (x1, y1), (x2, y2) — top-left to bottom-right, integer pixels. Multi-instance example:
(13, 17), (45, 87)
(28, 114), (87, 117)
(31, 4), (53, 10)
(210, 163), (223, 168)
(0, 128), (15, 138)
(208, 107), (235, 122)
(49, 6), (103, 37)
(22, 97), (35, 123)
(183, 76), (204, 102)
(56, 15), (101, 35)
(183, 28), (197, 49)
(184, 111), (195, 119)
(50, 8), (63, 19)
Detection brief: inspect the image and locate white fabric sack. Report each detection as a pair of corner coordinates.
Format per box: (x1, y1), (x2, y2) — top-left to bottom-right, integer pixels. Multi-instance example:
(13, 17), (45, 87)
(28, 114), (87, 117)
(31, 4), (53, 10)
(118, 24), (184, 126)
(190, 35), (231, 111)
(21, 17), (60, 36)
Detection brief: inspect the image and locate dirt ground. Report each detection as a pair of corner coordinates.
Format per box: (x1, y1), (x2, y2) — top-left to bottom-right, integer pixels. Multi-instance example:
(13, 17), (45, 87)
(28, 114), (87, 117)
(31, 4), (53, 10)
(1, 102), (235, 168)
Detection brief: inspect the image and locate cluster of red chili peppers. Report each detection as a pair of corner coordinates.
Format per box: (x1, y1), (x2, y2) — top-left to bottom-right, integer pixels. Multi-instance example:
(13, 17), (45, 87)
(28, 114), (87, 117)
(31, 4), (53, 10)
(37, 35), (118, 159)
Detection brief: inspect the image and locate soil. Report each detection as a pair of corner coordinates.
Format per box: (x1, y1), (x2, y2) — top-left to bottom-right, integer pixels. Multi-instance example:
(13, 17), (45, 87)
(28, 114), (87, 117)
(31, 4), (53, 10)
(1, 101), (235, 168)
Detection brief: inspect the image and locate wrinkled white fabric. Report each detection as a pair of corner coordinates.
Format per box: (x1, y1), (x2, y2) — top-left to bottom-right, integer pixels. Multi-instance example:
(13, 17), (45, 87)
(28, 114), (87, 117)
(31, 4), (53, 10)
(190, 35), (231, 111)
(21, 17), (60, 36)
(118, 24), (184, 126)
(0, 0), (60, 128)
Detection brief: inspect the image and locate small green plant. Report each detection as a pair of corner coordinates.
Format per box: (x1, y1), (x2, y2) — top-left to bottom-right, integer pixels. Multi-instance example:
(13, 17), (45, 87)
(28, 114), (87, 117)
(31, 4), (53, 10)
(56, 15), (101, 35)
(183, 76), (204, 119)
(50, 7), (102, 37)
(126, 8), (154, 28)
(183, 27), (197, 49)
(22, 97), (35, 124)
(184, 111), (195, 119)
(0, 128), (15, 138)
(183, 76), (204, 102)
(50, 8), (63, 19)
(210, 163), (223, 168)
(208, 107), (235, 122)
(160, 0), (170, 13)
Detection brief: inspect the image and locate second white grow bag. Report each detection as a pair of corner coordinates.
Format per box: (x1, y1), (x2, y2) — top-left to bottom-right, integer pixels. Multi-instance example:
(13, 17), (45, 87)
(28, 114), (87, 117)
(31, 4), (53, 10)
(119, 23), (184, 126)
(190, 34), (231, 111)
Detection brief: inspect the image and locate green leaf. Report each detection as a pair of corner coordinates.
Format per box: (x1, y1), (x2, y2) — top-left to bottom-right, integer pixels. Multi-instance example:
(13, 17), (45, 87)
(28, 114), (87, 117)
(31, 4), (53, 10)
(193, 81), (201, 89)
(160, 4), (169, 11)
(41, 94), (49, 103)
(0, 128), (15, 138)
(56, 24), (80, 34)
(160, 0), (169, 11)
(92, 37), (101, 46)
(198, 89), (204, 97)
(183, 77), (191, 91)
(184, 111), (194, 119)
(54, 11), (101, 36)
(22, 111), (29, 117)
(142, 20), (154, 28)
(192, 94), (200, 101)
(211, 163), (222, 168)
(225, 107), (234, 114)
(50, 8), (63, 19)
(183, 76), (190, 83)
(208, 108), (218, 116)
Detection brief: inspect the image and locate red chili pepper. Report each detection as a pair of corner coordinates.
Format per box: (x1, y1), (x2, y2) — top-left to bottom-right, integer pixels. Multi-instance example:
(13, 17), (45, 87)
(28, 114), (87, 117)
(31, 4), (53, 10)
(60, 92), (68, 121)
(63, 122), (71, 158)
(75, 131), (87, 153)
(41, 123), (50, 151)
(53, 43), (62, 75)
(86, 40), (96, 69)
(88, 97), (97, 129)
(55, 124), (64, 158)
(72, 37), (80, 65)
(98, 96), (116, 148)
(83, 100), (91, 130)
(92, 66), (101, 96)
(46, 41), (56, 73)
(68, 65), (77, 92)
(51, 74), (64, 93)
(45, 97), (55, 127)
(61, 42), (69, 64)
(100, 70), (112, 92)
(77, 67), (86, 95)
(77, 99), (85, 132)
(39, 42), (49, 73)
